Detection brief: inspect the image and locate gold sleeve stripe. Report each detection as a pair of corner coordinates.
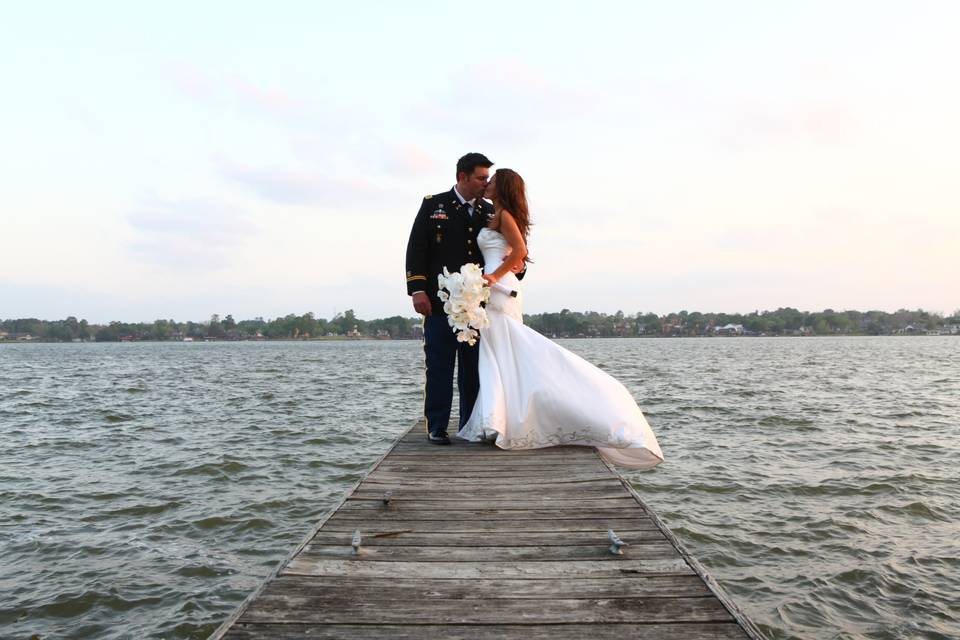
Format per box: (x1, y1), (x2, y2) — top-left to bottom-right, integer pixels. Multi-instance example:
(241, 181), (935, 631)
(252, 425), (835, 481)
(406, 275), (427, 282)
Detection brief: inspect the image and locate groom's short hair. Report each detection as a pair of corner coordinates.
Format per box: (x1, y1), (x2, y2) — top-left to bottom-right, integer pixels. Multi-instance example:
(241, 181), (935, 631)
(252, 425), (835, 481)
(456, 153), (493, 178)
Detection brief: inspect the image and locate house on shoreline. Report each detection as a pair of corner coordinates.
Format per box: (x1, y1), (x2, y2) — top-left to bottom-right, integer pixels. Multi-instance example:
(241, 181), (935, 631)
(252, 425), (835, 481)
(714, 323), (744, 336)
(0, 331), (35, 341)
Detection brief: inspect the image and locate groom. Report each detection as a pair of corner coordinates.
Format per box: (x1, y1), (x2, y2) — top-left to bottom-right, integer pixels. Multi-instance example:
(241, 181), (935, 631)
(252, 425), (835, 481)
(405, 153), (494, 444)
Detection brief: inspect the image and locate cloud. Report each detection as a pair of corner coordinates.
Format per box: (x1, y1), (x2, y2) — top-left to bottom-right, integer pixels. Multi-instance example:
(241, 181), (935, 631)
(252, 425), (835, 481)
(719, 103), (859, 148)
(409, 59), (597, 143)
(125, 195), (253, 270)
(216, 156), (403, 207)
(382, 143), (442, 177)
(231, 78), (305, 120)
(173, 64), (213, 101)
(172, 65), (329, 128)
(451, 59), (593, 115)
(171, 66), (441, 195)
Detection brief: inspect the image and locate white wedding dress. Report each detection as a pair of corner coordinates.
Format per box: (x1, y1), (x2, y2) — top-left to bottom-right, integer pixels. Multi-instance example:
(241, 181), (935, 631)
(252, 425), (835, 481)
(459, 228), (664, 469)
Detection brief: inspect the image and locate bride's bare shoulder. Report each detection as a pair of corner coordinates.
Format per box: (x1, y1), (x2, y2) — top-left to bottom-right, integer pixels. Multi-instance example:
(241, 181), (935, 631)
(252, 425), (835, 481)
(499, 209), (520, 229)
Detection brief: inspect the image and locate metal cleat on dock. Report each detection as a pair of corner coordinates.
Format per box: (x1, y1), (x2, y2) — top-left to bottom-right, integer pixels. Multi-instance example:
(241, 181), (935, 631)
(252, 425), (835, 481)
(351, 528), (362, 555)
(607, 528), (626, 555)
(382, 490), (393, 505)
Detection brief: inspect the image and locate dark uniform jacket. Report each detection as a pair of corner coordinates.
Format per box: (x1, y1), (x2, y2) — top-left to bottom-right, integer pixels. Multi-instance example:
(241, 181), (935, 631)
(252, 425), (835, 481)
(405, 188), (491, 315)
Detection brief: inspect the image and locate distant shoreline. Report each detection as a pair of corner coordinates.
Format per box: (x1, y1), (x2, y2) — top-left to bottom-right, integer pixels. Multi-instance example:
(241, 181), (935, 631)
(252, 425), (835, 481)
(3, 308), (958, 342)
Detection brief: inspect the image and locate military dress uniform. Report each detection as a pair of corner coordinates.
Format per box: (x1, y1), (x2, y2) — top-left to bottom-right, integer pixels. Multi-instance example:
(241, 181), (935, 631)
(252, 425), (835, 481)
(405, 188), (491, 438)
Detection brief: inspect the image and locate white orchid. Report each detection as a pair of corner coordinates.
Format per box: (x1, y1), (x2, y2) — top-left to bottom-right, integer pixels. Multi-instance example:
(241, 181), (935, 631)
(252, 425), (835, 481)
(437, 263), (491, 346)
(457, 328), (480, 344)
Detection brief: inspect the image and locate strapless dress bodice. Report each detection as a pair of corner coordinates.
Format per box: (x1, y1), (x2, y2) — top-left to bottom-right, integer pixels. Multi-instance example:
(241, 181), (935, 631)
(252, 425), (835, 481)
(476, 227), (521, 318)
(477, 227), (511, 274)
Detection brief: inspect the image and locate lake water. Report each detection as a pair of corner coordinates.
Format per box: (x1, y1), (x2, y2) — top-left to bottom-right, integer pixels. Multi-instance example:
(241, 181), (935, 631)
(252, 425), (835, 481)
(1, 337), (957, 639)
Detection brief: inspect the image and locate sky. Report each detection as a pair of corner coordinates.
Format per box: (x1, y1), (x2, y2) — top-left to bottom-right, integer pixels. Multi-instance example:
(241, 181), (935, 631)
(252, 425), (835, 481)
(1, 1), (957, 323)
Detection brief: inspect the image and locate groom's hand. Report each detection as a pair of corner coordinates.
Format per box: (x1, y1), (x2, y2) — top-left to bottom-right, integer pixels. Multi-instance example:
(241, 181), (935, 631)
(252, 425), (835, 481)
(412, 292), (432, 316)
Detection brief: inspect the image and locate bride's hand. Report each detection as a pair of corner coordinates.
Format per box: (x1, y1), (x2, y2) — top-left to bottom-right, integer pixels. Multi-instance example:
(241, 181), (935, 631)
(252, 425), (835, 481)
(482, 274), (498, 287)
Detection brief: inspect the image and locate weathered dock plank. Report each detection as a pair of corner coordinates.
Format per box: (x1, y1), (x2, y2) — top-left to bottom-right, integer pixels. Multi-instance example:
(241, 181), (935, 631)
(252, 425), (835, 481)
(222, 622), (752, 640)
(351, 480), (623, 498)
(340, 497), (642, 511)
(261, 574), (714, 598)
(308, 529), (669, 546)
(210, 422), (764, 639)
(282, 558), (695, 578)
(319, 516), (661, 532)
(239, 595), (733, 624)
(296, 541), (682, 562)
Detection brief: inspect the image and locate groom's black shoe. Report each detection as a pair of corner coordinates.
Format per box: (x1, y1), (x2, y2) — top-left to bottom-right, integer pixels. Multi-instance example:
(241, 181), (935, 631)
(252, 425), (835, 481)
(427, 431), (451, 445)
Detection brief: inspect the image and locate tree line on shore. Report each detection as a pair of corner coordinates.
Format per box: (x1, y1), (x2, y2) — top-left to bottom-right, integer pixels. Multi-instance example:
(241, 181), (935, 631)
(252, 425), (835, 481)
(2, 308), (958, 342)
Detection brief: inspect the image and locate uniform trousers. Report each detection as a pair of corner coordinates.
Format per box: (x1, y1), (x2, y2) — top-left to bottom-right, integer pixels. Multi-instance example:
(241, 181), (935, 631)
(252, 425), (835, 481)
(422, 312), (479, 435)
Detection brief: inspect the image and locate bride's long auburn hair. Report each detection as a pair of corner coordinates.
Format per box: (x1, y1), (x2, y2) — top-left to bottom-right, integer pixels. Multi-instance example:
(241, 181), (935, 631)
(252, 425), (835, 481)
(492, 168), (532, 263)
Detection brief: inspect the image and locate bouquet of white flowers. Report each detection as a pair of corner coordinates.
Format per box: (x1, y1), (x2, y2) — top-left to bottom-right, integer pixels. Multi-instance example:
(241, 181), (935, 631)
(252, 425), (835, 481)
(437, 263), (491, 346)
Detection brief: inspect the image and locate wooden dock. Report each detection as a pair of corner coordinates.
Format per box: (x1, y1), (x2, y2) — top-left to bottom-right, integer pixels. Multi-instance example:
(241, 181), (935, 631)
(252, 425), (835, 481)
(211, 422), (764, 639)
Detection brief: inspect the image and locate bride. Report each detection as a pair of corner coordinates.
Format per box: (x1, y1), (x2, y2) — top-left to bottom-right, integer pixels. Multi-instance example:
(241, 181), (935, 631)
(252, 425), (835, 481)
(458, 168), (664, 470)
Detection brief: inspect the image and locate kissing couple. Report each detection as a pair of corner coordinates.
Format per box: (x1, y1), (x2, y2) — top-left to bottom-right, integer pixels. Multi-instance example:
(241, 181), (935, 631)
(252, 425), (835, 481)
(405, 153), (663, 469)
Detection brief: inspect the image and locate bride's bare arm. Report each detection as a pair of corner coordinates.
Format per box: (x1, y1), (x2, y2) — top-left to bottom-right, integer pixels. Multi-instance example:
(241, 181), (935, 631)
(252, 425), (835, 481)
(486, 210), (527, 284)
